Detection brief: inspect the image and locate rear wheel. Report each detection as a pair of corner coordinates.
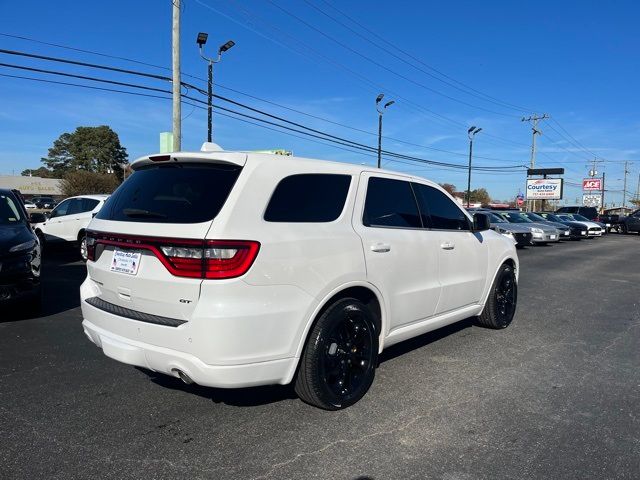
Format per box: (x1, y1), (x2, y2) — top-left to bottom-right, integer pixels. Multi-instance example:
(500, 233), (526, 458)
(620, 224), (628, 234)
(477, 263), (517, 329)
(78, 233), (88, 262)
(295, 298), (378, 410)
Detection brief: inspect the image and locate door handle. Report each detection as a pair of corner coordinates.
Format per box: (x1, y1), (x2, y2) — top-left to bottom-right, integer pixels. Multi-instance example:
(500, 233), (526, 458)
(440, 242), (455, 250)
(370, 243), (391, 253)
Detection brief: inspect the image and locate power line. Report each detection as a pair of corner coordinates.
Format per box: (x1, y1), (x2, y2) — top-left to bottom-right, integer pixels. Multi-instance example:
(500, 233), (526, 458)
(2, 68), (525, 172)
(0, 49), (528, 169)
(303, 0), (530, 114)
(315, 0), (535, 113)
(266, 0), (520, 118)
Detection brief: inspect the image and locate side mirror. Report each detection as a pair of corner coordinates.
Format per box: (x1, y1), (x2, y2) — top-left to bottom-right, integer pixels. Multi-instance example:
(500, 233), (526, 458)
(472, 213), (491, 232)
(29, 213), (47, 224)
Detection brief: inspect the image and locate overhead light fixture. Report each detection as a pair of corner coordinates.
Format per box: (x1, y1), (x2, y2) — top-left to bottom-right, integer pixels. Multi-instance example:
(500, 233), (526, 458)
(196, 32), (209, 46)
(219, 40), (236, 54)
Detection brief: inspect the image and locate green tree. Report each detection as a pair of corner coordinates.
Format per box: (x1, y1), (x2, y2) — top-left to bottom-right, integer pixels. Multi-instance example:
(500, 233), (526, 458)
(21, 167), (57, 178)
(630, 198), (640, 207)
(41, 126), (128, 179)
(60, 170), (120, 197)
(470, 188), (491, 204)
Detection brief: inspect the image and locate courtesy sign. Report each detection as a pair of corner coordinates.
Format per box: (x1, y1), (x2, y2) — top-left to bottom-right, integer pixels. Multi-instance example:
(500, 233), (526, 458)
(526, 178), (563, 200)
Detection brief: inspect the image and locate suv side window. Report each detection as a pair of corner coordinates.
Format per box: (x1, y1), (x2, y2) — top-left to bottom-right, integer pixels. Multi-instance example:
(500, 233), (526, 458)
(264, 174), (351, 223)
(81, 198), (100, 212)
(50, 199), (72, 218)
(413, 184), (470, 230)
(363, 177), (422, 228)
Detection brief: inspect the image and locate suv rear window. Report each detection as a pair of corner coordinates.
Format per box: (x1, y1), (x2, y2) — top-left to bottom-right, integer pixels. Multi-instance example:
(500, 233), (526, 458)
(96, 163), (241, 224)
(264, 174), (351, 222)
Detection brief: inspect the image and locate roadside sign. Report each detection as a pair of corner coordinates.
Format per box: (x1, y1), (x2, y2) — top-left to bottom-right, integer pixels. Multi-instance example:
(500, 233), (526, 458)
(582, 194), (602, 207)
(583, 178), (602, 191)
(526, 178), (563, 200)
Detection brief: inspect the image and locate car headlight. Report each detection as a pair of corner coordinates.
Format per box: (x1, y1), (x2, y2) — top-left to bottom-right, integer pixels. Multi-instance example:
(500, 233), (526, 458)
(531, 227), (543, 234)
(9, 239), (36, 253)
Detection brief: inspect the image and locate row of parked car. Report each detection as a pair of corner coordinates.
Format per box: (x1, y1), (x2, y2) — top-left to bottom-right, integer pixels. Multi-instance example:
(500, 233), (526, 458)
(471, 208), (612, 248)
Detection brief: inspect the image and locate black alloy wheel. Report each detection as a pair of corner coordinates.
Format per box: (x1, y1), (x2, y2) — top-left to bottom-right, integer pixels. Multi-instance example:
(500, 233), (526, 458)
(477, 263), (517, 329)
(295, 298), (378, 410)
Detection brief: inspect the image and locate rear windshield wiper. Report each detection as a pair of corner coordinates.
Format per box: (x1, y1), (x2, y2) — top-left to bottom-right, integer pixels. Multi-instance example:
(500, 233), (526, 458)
(122, 208), (167, 219)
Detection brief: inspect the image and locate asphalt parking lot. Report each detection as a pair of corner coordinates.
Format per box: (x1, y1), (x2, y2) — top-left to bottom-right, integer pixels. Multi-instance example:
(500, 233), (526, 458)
(1, 235), (639, 480)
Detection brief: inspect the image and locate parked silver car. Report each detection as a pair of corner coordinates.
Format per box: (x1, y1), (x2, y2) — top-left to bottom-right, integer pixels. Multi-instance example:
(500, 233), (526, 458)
(494, 211), (560, 243)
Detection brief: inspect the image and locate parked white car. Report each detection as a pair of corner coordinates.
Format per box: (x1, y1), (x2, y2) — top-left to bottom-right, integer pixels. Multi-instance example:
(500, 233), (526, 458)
(81, 149), (519, 410)
(23, 201), (37, 210)
(33, 194), (108, 261)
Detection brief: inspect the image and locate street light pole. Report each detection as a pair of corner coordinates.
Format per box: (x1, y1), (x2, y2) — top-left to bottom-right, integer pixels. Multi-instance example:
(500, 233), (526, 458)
(196, 34), (235, 143)
(375, 94), (394, 168)
(466, 126), (482, 208)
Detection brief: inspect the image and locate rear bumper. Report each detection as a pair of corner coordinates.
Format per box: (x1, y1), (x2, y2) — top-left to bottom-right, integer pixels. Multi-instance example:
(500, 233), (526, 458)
(83, 318), (297, 388)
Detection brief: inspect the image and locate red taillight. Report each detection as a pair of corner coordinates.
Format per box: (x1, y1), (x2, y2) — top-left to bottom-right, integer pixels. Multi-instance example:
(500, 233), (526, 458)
(203, 241), (261, 279)
(86, 231), (260, 279)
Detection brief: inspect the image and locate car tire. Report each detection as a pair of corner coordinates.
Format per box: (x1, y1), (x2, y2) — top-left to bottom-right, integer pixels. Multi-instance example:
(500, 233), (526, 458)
(620, 224), (628, 234)
(78, 233), (88, 262)
(295, 298), (378, 410)
(477, 263), (517, 329)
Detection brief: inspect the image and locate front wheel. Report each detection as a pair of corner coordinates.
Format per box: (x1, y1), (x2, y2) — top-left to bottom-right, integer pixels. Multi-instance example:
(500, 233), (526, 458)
(477, 263), (517, 329)
(295, 298), (378, 410)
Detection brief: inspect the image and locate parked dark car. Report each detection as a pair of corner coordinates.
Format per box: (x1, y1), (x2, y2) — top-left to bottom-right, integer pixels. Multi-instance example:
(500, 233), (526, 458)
(521, 212), (572, 239)
(0, 189), (42, 308)
(556, 206), (599, 221)
(599, 209), (640, 234)
(30, 196), (57, 209)
(536, 212), (588, 239)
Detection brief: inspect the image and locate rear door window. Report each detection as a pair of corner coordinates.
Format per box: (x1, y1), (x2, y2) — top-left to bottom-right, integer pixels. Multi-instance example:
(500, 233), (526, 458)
(363, 177), (422, 228)
(413, 184), (470, 230)
(96, 163), (242, 224)
(264, 174), (351, 222)
(81, 198), (100, 212)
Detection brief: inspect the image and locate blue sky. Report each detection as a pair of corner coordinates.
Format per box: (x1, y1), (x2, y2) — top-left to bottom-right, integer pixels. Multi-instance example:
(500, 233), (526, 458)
(1, 0), (639, 204)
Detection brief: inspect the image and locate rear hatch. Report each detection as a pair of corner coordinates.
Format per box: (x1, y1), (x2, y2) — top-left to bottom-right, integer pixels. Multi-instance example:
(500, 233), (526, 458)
(85, 156), (248, 321)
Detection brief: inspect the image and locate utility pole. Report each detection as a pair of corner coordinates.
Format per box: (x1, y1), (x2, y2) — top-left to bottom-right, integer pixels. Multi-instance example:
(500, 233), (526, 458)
(601, 171), (605, 212)
(635, 172), (640, 203)
(522, 114), (549, 211)
(622, 161), (629, 208)
(172, 0), (181, 151)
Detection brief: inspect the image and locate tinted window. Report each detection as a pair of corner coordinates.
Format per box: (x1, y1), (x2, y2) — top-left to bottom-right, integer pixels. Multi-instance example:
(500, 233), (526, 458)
(363, 177), (421, 228)
(51, 199), (72, 218)
(413, 184), (470, 230)
(264, 174), (351, 222)
(0, 194), (23, 224)
(97, 163), (241, 224)
(67, 199), (85, 215)
(81, 198), (100, 212)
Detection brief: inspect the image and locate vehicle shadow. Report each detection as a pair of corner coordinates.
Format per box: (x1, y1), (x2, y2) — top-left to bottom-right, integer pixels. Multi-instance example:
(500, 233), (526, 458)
(137, 318), (477, 407)
(379, 317), (474, 364)
(2, 244), (86, 322)
(136, 367), (298, 406)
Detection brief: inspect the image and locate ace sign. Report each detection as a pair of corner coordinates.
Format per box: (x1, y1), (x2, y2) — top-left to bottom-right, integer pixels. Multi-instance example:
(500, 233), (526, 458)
(583, 178), (602, 191)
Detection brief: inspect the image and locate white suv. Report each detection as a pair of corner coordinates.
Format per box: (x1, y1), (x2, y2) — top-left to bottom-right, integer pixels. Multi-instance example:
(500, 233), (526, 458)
(34, 194), (108, 261)
(81, 150), (519, 410)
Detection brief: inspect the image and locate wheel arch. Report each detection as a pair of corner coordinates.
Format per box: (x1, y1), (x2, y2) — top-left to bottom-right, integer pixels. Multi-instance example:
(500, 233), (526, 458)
(480, 256), (518, 310)
(77, 228), (86, 242)
(284, 281), (387, 385)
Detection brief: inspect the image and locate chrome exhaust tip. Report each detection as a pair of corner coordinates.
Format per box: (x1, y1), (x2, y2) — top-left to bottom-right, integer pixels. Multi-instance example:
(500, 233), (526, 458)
(172, 369), (194, 385)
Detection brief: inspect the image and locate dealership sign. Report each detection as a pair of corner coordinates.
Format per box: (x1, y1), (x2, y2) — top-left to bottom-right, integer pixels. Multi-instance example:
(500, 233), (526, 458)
(583, 178), (602, 191)
(526, 178), (563, 200)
